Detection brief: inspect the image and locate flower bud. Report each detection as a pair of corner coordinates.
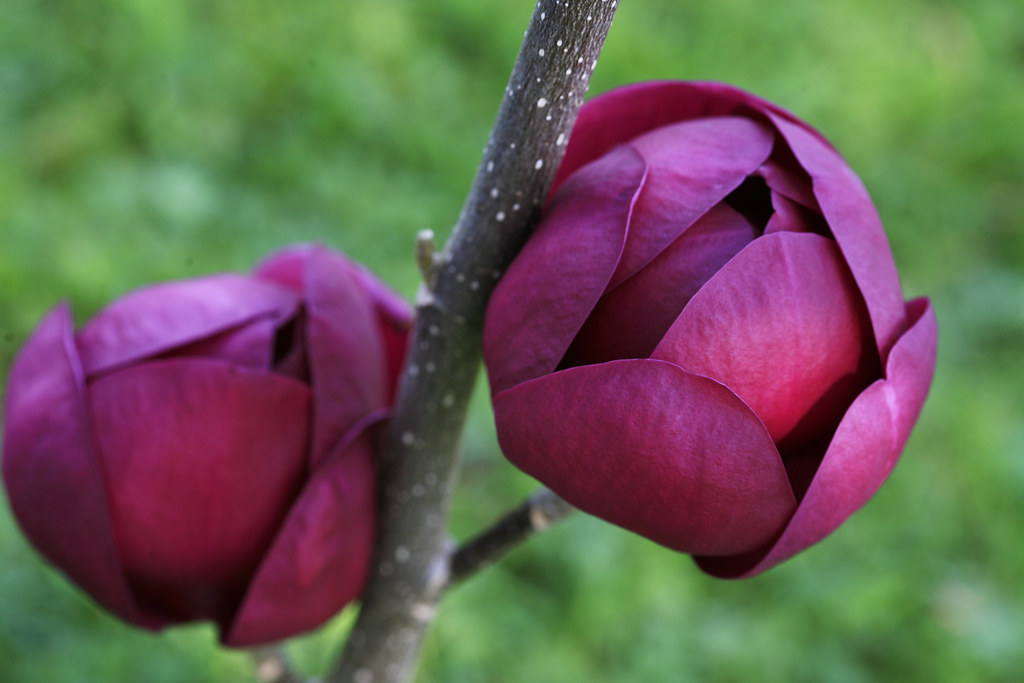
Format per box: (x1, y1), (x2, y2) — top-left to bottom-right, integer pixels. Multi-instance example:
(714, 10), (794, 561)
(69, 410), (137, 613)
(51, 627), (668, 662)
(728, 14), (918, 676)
(484, 82), (937, 577)
(3, 244), (410, 644)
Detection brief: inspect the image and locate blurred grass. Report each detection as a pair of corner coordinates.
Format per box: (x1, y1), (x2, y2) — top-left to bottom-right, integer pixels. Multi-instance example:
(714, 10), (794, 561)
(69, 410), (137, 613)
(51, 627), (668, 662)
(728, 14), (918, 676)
(1, 0), (1023, 681)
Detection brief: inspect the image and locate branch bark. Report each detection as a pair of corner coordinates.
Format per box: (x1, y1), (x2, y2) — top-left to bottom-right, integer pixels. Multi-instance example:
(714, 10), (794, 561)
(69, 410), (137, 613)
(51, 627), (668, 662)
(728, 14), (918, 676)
(447, 489), (576, 587)
(327, 2), (619, 682)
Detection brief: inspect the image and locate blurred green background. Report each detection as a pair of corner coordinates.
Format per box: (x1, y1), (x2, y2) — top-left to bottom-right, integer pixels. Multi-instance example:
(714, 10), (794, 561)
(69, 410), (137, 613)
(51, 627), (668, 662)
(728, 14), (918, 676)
(1, 0), (1022, 680)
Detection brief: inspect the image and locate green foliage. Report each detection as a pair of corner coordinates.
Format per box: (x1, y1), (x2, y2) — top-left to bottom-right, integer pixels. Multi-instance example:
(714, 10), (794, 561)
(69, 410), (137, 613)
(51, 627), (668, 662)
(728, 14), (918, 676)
(2, 0), (1022, 680)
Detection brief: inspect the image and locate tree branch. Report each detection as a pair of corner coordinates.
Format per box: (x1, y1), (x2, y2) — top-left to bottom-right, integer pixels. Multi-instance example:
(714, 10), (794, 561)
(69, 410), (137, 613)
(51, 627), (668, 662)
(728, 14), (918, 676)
(327, 2), (619, 682)
(447, 489), (576, 587)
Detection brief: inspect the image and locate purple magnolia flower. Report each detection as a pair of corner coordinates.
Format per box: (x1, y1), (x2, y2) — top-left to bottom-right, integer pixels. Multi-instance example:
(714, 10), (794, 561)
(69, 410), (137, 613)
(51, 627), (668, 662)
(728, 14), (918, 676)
(484, 81), (937, 577)
(2, 244), (409, 645)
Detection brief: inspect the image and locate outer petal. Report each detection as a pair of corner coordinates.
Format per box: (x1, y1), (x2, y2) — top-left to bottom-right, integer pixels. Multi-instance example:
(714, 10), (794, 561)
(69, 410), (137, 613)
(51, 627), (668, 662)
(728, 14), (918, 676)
(254, 245), (310, 292)
(77, 275), (299, 376)
(494, 360), (796, 556)
(484, 146), (645, 394)
(88, 359), (310, 628)
(607, 116), (774, 288)
(696, 298), (937, 577)
(225, 426), (377, 646)
(554, 81), (829, 194)
(158, 317), (277, 370)
(653, 232), (880, 450)
(1, 305), (141, 625)
(346, 264), (412, 406)
(303, 247), (389, 466)
(563, 203), (755, 365)
(767, 112), (906, 358)
(257, 244), (411, 404)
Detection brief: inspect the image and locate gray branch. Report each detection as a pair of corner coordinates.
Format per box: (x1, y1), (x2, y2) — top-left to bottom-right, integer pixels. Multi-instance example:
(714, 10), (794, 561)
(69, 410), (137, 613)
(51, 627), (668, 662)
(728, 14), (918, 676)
(326, 2), (619, 682)
(447, 489), (577, 587)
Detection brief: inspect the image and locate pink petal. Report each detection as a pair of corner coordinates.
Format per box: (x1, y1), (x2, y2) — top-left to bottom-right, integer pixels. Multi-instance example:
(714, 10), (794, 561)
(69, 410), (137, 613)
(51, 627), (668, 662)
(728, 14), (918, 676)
(375, 308), (411, 405)
(88, 359), (310, 628)
(562, 203), (756, 365)
(767, 112), (907, 359)
(303, 247), (388, 466)
(696, 298), (937, 577)
(225, 427), (377, 646)
(484, 145), (645, 394)
(347, 266), (412, 406)
(157, 317), (277, 370)
(255, 245), (310, 292)
(257, 244), (411, 404)
(763, 192), (827, 236)
(755, 154), (820, 212)
(554, 81), (829, 194)
(77, 275), (299, 376)
(653, 232), (880, 450)
(1, 305), (141, 625)
(606, 117), (774, 288)
(493, 360), (796, 556)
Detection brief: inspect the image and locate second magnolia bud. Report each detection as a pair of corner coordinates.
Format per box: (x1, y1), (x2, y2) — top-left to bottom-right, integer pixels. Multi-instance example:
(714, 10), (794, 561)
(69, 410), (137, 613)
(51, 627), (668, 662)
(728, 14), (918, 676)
(2, 244), (410, 646)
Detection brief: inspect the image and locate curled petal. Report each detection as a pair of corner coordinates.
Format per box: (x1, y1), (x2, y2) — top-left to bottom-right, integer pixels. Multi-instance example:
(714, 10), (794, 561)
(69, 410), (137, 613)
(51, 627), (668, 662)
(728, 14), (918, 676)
(303, 247), (388, 466)
(88, 359), (310, 628)
(345, 266), (412, 405)
(259, 244), (409, 464)
(158, 317), (277, 370)
(1, 305), (141, 625)
(764, 192), (827, 236)
(484, 146), (645, 394)
(554, 81), (828, 194)
(653, 232), (879, 450)
(257, 244), (411, 358)
(77, 275), (299, 376)
(564, 203), (755, 365)
(493, 360), (796, 556)
(608, 116), (774, 287)
(768, 112), (907, 359)
(226, 427), (377, 647)
(756, 157), (819, 212)
(696, 299), (937, 577)
(254, 245), (310, 292)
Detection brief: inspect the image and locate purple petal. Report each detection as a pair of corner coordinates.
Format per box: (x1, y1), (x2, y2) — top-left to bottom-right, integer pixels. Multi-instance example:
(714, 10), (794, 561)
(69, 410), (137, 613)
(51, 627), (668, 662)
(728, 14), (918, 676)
(696, 298), (937, 577)
(226, 428), (376, 646)
(653, 232), (880, 450)
(767, 111), (907, 359)
(604, 117), (774, 288)
(763, 192), (827, 236)
(554, 81), (829, 194)
(756, 153), (820, 212)
(157, 317), (277, 370)
(494, 360), (796, 556)
(88, 359), (310, 628)
(2, 305), (141, 625)
(303, 247), (388, 466)
(345, 262), (412, 405)
(255, 245), (309, 292)
(259, 244), (408, 462)
(78, 275), (299, 376)
(562, 203), (756, 365)
(484, 145), (645, 394)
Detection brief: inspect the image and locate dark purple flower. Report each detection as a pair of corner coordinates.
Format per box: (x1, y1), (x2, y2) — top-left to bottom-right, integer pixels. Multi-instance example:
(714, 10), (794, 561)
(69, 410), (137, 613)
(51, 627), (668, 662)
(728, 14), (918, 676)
(484, 82), (937, 577)
(3, 244), (409, 645)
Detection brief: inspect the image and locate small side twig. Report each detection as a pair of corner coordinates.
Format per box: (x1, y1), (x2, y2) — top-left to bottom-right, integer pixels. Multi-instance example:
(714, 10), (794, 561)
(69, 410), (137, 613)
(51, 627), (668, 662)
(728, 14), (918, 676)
(251, 646), (304, 683)
(447, 488), (576, 587)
